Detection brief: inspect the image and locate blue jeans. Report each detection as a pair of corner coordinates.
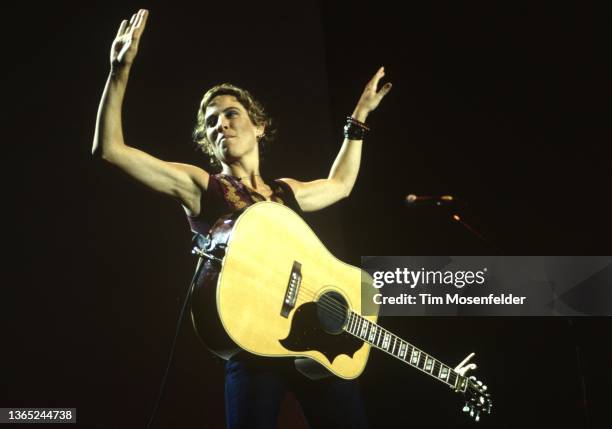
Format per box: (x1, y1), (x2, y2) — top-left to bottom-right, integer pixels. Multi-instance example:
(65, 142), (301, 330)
(225, 356), (368, 429)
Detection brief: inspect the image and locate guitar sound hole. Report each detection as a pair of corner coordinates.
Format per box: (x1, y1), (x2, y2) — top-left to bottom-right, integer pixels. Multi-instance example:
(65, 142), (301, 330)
(316, 291), (348, 335)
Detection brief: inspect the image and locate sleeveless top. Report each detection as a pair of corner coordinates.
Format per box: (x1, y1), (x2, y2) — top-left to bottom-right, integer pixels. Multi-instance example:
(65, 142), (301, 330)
(186, 174), (302, 234)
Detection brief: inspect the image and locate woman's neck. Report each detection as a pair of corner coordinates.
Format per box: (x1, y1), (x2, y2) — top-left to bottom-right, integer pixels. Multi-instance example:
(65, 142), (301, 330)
(221, 164), (264, 188)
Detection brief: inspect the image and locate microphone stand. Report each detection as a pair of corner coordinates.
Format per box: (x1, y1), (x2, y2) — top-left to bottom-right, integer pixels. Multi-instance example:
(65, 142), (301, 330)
(406, 194), (590, 426)
(451, 203), (590, 427)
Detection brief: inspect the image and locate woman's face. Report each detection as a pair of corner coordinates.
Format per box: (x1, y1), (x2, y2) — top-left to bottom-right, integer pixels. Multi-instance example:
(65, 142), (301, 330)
(204, 95), (263, 164)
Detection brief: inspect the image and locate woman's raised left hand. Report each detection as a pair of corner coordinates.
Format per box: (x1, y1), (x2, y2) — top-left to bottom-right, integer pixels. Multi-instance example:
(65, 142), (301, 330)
(353, 67), (392, 120)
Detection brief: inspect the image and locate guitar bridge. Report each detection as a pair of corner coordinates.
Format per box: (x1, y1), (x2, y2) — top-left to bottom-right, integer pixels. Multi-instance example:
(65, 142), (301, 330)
(281, 261), (302, 318)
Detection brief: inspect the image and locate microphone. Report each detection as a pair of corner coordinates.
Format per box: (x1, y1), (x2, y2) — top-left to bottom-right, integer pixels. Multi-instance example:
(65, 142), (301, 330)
(405, 194), (456, 206)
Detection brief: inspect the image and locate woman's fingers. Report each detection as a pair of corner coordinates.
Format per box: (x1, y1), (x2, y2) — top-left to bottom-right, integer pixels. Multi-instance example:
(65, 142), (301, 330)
(124, 10), (142, 35)
(133, 9), (148, 36)
(355, 67), (392, 113)
(378, 82), (392, 98)
(367, 66), (386, 91)
(125, 10), (148, 41)
(366, 67), (392, 98)
(116, 19), (128, 39)
(112, 10), (149, 66)
(115, 13), (137, 41)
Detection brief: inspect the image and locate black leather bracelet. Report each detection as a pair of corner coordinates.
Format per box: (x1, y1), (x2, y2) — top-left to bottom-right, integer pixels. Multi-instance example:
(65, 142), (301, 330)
(343, 116), (369, 140)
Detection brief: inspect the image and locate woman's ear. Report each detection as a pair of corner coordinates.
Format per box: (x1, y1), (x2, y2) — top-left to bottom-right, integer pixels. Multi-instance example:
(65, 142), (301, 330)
(256, 124), (265, 140)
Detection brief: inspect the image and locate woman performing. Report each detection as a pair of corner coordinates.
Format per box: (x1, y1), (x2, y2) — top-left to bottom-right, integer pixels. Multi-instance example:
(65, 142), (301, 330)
(92, 9), (392, 429)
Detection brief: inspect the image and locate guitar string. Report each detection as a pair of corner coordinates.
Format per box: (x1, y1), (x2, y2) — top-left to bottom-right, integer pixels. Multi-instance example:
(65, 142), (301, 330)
(291, 283), (355, 323)
(340, 311), (491, 405)
(290, 286), (457, 379)
(237, 279), (489, 406)
(287, 277), (365, 318)
(344, 312), (461, 387)
(289, 286), (489, 403)
(292, 291), (489, 404)
(349, 317), (468, 390)
(292, 282), (449, 375)
(283, 282), (445, 371)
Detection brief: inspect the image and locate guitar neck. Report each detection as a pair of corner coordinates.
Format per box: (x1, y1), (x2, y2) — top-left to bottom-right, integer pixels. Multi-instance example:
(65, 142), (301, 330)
(345, 311), (468, 392)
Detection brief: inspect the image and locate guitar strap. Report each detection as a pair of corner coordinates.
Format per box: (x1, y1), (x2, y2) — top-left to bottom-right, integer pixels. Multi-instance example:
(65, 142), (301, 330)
(145, 234), (208, 429)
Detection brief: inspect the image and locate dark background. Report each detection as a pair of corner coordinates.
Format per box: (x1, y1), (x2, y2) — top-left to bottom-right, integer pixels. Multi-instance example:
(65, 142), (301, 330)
(3, 0), (611, 428)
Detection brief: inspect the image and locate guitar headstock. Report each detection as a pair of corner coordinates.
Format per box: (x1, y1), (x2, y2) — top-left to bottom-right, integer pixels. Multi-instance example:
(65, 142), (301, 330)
(452, 352), (492, 421)
(461, 375), (493, 422)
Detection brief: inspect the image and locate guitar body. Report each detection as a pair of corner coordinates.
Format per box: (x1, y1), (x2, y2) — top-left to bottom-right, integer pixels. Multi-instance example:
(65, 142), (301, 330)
(190, 202), (378, 379)
(189, 202), (493, 419)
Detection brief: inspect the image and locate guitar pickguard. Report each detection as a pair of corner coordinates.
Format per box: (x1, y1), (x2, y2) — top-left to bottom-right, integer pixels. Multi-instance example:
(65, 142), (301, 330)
(279, 302), (363, 364)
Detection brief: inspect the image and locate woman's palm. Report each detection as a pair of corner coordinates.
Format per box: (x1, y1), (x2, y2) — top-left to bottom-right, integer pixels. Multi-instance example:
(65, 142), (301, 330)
(110, 9), (148, 68)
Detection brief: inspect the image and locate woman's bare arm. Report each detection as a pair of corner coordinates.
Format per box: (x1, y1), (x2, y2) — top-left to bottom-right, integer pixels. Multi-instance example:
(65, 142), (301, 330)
(280, 67), (392, 212)
(92, 9), (208, 215)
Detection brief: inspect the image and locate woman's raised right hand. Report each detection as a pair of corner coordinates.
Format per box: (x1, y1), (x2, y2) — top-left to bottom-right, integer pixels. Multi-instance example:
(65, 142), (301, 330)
(110, 9), (148, 70)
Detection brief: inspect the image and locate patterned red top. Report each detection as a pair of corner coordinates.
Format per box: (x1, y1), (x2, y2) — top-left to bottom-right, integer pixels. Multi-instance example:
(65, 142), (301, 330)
(186, 174), (301, 234)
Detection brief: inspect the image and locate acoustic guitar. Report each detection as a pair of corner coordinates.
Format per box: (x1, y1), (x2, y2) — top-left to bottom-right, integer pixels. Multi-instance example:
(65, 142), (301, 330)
(190, 202), (492, 421)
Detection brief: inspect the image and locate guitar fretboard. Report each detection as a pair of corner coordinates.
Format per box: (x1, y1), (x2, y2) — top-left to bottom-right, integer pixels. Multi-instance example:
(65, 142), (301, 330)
(345, 311), (467, 392)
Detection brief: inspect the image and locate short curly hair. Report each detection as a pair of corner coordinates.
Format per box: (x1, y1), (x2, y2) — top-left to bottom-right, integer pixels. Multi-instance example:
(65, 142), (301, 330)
(192, 83), (276, 169)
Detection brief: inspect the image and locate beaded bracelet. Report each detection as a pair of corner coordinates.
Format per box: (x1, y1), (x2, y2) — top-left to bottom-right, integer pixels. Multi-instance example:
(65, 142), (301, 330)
(343, 116), (370, 140)
(347, 116), (370, 131)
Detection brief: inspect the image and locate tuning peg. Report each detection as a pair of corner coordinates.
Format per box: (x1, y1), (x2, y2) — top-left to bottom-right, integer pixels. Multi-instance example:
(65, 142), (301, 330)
(476, 380), (483, 386)
(463, 403), (470, 413)
(482, 385), (487, 391)
(470, 408), (475, 418)
(475, 411), (481, 422)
